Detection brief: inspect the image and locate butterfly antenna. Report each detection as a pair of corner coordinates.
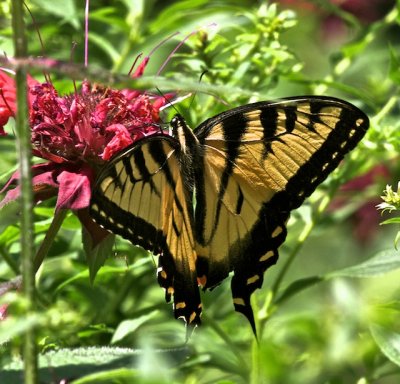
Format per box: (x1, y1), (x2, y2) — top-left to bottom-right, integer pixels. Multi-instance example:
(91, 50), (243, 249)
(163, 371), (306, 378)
(186, 69), (209, 113)
(70, 42), (79, 95)
(156, 23), (217, 76)
(151, 87), (171, 134)
(155, 86), (183, 117)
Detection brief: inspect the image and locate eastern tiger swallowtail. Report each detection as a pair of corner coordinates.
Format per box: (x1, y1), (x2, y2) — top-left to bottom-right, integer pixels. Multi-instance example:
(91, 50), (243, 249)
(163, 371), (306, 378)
(90, 96), (369, 332)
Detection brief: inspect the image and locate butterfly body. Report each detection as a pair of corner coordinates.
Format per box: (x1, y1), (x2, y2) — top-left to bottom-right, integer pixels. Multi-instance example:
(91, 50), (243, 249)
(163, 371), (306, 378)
(90, 96), (369, 332)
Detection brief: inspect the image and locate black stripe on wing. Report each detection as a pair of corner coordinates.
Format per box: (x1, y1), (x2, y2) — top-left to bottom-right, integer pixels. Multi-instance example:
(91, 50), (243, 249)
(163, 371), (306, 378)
(195, 112), (252, 245)
(232, 99), (368, 331)
(90, 135), (178, 255)
(90, 134), (202, 327)
(193, 96), (369, 332)
(269, 99), (369, 209)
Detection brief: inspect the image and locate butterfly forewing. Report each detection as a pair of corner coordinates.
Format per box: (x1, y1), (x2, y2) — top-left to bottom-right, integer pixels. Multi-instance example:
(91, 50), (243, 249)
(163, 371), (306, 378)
(193, 96), (368, 329)
(90, 135), (202, 326)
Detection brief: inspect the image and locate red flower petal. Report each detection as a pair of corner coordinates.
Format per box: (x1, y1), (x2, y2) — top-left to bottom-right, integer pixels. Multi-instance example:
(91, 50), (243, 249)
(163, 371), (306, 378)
(101, 124), (134, 160)
(132, 57), (149, 78)
(0, 108), (9, 135)
(55, 165), (94, 210)
(0, 184), (21, 209)
(27, 74), (40, 90)
(0, 163), (60, 208)
(0, 71), (16, 132)
(0, 304), (8, 321)
(0, 71), (40, 133)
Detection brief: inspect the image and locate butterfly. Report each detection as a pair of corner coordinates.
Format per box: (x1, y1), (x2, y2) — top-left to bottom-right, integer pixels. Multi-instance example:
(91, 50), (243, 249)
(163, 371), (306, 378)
(90, 96), (369, 333)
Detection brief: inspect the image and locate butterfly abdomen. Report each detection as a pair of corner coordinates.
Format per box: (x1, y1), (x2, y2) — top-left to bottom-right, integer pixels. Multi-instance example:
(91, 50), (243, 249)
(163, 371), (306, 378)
(170, 114), (204, 198)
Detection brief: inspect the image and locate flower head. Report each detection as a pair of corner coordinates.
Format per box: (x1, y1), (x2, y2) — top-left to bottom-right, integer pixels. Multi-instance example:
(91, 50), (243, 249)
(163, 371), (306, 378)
(377, 182), (400, 213)
(0, 61), (172, 218)
(29, 80), (163, 165)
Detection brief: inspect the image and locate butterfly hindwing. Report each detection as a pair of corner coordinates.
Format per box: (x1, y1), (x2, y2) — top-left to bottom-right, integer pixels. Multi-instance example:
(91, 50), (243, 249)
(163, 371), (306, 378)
(90, 135), (202, 326)
(193, 96), (369, 328)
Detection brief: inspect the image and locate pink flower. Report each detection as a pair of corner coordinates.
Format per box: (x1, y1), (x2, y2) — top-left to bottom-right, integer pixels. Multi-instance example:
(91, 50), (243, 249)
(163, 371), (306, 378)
(0, 304), (7, 320)
(0, 71), (16, 134)
(0, 71), (39, 135)
(0, 59), (173, 243)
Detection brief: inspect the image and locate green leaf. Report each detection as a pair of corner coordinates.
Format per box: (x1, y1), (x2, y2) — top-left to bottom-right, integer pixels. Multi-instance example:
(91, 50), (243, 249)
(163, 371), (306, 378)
(31, 0), (80, 29)
(78, 324), (114, 340)
(370, 324), (400, 367)
(89, 32), (122, 63)
(71, 368), (139, 384)
(0, 313), (44, 344)
(33, 207), (57, 218)
(149, 0), (238, 34)
(1, 347), (140, 383)
(53, 257), (150, 294)
(395, 231), (400, 250)
(1, 347), (189, 383)
(389, 45), (400, 85)
(82, 228), (115, 284)
(274, 276), (324, 305)
(0, 225), (20, 248)
(90, 8), (130, 34)
(326, 249), (400, 279)
(380, 217), (400, 225)
(111, 311), (159, 344)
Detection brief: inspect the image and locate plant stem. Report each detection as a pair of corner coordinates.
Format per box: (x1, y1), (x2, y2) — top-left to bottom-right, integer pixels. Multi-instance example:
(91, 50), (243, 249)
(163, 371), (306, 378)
(372, 95), (398, 125)
(204, 314), (249, 373)
(250, 336), (262, 384)
(270, 220), (313, 296)
(12, 1), (38, 383)
(34, 209), (68, 273)
(0, 246), (20, 275)
(270, 193), (331, 298)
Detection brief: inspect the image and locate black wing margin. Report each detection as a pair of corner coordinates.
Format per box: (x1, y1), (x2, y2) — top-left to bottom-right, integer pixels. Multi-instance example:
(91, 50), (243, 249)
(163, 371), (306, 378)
(193, 96), (369, 332)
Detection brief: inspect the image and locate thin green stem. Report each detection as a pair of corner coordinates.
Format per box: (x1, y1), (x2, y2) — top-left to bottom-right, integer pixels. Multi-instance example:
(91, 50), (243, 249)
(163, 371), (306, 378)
(372, 95), (398, 126)
(16, 49), (38, 384)
(270, 193), (332, 298)
(270, 220), (314, 297)
(0, 246), (20, 275)
(12, 1), (37, 383)
(250, 337), (262, 384)
(0, 209), (65, 305)
(203, 313), (249, 373)
(33, 209), (68, 273)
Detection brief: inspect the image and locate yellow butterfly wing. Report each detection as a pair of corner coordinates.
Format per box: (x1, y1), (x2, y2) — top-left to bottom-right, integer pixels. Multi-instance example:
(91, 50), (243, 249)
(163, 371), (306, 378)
(193, 96), (369, 330)
(90, 136), (201, 325)
(90, 96), (369, 332)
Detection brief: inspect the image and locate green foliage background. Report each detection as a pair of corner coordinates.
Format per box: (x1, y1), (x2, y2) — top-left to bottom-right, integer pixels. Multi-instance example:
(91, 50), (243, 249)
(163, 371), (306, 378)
(1, 0), (400, 383)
